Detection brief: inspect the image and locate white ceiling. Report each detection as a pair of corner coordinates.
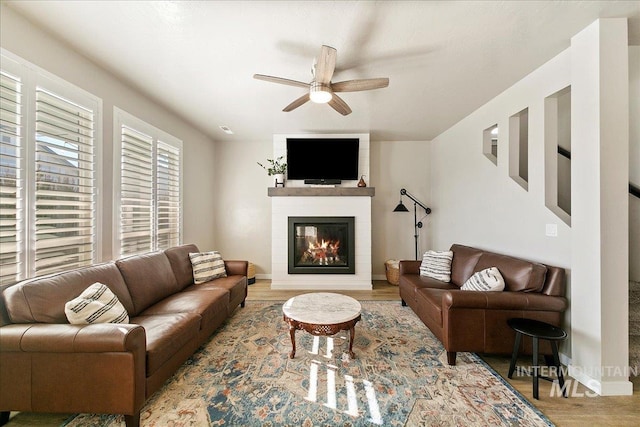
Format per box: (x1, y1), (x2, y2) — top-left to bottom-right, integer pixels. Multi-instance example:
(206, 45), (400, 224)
(6, 1), (640, 142)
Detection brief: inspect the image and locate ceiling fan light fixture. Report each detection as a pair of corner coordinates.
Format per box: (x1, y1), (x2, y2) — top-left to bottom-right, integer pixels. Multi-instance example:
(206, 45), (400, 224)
(309, 82), (332, 103)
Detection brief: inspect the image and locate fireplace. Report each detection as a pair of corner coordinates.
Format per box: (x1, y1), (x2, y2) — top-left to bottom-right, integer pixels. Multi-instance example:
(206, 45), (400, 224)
(288, 216), (355, 274)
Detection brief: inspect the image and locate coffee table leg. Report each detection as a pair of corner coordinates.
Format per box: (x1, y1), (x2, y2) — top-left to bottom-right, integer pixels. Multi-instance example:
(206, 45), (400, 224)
(288, 324), (296, 359)
(348, 326), (356, 359)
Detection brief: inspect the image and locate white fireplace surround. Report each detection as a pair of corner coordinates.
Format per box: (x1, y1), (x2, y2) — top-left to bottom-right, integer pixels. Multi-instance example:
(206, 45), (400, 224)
(271, 196), (372, 290)
(270, 133), (373, 290)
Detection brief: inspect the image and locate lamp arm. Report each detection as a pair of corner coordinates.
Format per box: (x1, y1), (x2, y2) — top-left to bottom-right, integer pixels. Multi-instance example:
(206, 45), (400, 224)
(400, 188), (432, 214)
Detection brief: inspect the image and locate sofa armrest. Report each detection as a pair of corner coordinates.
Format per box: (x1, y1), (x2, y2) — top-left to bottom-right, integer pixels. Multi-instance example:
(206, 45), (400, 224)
(399, 260), (421, 275)
(224, 260), (248, 277)
(1, 323), (147, 418)
(0, 323), (146, 353)
(442, 290), (568, 312)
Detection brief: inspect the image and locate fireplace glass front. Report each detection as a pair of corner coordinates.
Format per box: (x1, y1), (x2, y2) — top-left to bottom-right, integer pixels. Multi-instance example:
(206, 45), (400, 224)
(288, 216), (355, 274)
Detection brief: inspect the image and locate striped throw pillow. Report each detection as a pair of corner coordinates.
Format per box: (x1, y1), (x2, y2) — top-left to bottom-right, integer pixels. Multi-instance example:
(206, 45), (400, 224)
(461, 267), (505, 292)
(189, 251), (227, 284)
(65, 282), (129, 324)
(419, 250), (453, 282)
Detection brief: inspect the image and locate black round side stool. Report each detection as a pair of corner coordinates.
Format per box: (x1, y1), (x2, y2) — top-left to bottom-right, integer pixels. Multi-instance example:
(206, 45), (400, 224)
(507, 318), (567, 399)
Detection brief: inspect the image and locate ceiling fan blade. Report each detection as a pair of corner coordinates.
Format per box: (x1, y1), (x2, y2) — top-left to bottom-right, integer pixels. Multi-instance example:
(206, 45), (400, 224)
(314, 45), (337, 85)
(331, 78), (389, 92)
(328, 94), (352, 116)
(283, 93), (310, 112)
(253, 74), (309, 89)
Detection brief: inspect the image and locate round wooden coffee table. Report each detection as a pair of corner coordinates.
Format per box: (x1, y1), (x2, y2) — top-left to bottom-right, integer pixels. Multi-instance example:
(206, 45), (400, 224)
(282, 292), (362, 359)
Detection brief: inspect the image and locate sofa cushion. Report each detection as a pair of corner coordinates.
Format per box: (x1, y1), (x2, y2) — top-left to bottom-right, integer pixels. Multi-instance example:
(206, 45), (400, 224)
(164, 244), (200, 289)
(461, 267), (505, 292)
(419, 250), (453, 282)
(65, 283), (129, 324)
(3, 262), (134, 324)
(140, 287), (229, 332)
(450, 245), (484, 287)
(116, 252), (181, 315)
(131, 313), (200, 376)
(189, 251), (227, 284)
(183, 275), (247, 310)
(473, 252), (547, 292)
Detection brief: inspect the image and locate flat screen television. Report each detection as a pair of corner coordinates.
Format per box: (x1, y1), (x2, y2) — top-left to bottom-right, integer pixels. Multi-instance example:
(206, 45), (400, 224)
(286, 138), (359, 183)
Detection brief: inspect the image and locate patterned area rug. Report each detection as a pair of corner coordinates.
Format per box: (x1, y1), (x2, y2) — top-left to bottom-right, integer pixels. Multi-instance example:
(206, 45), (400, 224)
(65, 301), (552, 426)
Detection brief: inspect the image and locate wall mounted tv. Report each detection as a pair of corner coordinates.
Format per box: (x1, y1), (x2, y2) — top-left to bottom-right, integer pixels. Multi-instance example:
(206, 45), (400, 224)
(286, 138), (359, 184)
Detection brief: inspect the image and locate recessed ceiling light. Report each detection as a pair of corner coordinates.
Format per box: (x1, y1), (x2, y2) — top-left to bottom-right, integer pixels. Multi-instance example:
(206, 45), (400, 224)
(219, 125), (234, 135)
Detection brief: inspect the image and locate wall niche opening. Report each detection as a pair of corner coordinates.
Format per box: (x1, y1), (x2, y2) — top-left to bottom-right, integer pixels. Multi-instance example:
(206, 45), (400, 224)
(483, 124), (498, 165)
(544, 86), (571, 225)
(509, 108), (529, 190)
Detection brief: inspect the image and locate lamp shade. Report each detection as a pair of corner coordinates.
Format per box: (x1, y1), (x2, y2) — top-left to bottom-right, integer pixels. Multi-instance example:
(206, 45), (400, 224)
(309, 82), (333, 103)
(393, 201), (409, 212)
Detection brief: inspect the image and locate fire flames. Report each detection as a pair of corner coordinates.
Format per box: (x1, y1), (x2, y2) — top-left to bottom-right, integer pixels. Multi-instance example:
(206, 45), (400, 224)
(302, 239), (341, 265)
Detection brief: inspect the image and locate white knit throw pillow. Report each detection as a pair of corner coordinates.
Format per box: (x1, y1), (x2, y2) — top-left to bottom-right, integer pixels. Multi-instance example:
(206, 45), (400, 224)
(189, 251), (227, 284)
(461, 267), (506, 292)
(419, 250), (453, 282)
(65, 282), (129, 324)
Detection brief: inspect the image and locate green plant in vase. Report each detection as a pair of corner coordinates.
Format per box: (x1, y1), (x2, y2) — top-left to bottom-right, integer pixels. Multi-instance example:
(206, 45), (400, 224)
(257, 156), (287, 186)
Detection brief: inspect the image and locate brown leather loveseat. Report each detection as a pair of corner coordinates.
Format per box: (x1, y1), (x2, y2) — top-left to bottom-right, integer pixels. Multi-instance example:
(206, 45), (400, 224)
(0, 244), (247, 427)
(399, 244), (567, 366)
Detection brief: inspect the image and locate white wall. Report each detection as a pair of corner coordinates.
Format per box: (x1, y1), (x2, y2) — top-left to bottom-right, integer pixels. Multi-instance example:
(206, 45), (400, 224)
(570, 19), (630, 396)
(430, 49), (573, 270)
(213, 140), (273, 273)
(370, 140), (431, 274)
(0, 4), (218, 259)
(629, 46), (640, 282)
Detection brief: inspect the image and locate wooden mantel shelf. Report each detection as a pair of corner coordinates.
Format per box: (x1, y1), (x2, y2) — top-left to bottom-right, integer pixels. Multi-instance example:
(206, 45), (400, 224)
(268, 187), (375, 197)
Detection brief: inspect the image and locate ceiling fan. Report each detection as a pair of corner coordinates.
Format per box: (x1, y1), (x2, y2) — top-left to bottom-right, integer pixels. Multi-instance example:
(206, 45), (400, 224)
(254, 45), (389, 116)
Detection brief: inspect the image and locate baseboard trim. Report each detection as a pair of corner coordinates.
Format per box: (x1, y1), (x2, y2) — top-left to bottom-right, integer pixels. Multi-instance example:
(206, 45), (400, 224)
(568, 365), (634, 396)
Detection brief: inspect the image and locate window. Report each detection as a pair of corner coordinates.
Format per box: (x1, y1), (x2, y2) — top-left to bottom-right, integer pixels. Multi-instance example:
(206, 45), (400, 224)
(0, 50), (101, 285)
(114, 108), (182, 258)
(156, 141), (181, 249)
(0, 68), (23, 285)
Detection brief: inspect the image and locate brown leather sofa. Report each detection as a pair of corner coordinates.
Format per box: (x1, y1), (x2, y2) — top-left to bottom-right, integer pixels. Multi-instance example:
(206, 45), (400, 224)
(0, 244), (247, 427)
(399, 244), (568, 366)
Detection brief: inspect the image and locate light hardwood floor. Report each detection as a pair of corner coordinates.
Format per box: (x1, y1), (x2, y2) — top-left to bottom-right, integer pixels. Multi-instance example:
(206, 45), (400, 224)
(250, 279), (640, 426)
(246, 279), (403, 302)
(6, 280), (639, 426)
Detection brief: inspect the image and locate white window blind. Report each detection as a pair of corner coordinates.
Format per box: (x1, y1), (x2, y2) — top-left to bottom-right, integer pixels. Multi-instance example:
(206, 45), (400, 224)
(156, 141), (181, 249)
(0, 49), (101, 285)
(0, 70), (24, 285)
(118, 125), (153, 256)
(34, 88), (96, 275)
(115, 109), (182, 258)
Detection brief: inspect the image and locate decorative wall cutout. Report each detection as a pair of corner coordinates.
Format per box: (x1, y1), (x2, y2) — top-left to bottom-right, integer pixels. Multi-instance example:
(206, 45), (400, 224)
(483, 124), (498, 165)
(544, 86), (572, 225)
(509, 108), (529, 190)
